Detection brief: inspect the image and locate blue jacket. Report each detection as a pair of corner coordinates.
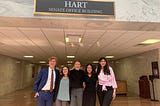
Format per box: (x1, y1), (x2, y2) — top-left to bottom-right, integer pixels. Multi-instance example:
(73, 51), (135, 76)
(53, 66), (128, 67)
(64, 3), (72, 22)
(34, 68), (60, 101)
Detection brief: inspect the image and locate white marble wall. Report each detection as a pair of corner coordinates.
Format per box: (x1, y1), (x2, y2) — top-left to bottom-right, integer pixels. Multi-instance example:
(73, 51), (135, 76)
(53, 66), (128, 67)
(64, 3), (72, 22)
(113, 49), (160, 100)
(115, 0), (160, 22)
(1, 0), (160, 22)
(0, 0), (34, 17)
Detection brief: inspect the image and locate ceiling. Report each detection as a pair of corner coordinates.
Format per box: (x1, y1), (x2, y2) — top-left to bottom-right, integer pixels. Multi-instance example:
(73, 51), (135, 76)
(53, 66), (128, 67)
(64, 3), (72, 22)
(0, 16), (160, 66)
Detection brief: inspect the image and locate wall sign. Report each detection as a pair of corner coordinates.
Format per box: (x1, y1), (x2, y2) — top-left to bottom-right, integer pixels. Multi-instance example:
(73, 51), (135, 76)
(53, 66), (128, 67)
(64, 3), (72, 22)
(34, 0), (115, 16)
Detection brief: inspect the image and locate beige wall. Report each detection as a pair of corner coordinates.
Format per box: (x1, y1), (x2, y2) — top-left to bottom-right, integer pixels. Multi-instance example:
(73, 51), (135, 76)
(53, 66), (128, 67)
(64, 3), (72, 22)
(155, 49), (160, 100)
(0, 54), (39, 96)
(113, 49), (160, 100)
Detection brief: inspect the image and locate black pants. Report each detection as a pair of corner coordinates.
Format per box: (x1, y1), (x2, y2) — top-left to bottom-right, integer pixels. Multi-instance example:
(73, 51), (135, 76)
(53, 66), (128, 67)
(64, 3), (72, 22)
(82, 90), (96, 106)
(97, 85), (113, 106)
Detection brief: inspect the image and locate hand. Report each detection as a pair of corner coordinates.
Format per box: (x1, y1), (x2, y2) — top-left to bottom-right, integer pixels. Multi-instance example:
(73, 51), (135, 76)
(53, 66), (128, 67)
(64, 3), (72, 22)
(83, 82), (86, 89)
(34, 92), (39, 98)
(112, 91), (116, 100)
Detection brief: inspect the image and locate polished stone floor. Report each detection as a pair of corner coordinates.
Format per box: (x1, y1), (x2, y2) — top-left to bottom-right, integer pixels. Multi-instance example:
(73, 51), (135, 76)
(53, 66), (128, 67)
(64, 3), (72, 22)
(0, 87), (160, 106)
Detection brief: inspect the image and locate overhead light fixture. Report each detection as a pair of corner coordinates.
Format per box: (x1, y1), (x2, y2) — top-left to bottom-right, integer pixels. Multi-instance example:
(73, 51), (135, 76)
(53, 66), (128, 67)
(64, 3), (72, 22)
(115, 61), (120, 64)
(141, 39), (160, 44)
(23, 56), (34, 58)
(65, 37), (69, 43)
(67, 56), (75, 58)
(79, 38), (82, 43)
(67, 61), (73, 63)
(68, 64), (72, 66)
(65, 35), (81, 43)
(97, 42), (100, 47)
(71, 43), (75, 47)
(93, 61), (99, 63)
(16, 61), (21, 64)
(39, 61), (46, 64)
(105, 55), (114, 58)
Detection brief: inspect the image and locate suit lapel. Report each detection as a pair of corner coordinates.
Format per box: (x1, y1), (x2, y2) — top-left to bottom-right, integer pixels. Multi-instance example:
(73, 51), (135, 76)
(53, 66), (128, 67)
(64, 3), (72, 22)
(44, 68), (49, 84)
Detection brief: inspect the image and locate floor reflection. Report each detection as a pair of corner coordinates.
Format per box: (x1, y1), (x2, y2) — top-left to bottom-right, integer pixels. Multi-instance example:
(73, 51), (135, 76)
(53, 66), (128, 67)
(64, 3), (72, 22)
(0, 87), (36, 106)
(0, 87), (159, 106)
(111, 96), (160, 106)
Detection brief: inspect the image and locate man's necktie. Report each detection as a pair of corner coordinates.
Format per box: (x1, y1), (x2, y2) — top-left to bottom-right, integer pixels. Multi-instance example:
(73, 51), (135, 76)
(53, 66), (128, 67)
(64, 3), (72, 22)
(50, 70), (54, 92)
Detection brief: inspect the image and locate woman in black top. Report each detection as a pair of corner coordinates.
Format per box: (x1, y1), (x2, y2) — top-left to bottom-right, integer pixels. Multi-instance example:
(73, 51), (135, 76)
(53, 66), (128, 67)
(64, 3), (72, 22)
(82, 64), (98, 106)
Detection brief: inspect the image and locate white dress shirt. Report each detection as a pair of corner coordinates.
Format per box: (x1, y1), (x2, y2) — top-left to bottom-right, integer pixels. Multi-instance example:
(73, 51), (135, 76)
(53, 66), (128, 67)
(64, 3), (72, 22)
(42, 67), (56, 90)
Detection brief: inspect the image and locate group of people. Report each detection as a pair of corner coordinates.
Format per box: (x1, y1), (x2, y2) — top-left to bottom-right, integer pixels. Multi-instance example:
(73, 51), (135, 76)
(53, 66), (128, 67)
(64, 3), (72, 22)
(34, 56), (117, 106)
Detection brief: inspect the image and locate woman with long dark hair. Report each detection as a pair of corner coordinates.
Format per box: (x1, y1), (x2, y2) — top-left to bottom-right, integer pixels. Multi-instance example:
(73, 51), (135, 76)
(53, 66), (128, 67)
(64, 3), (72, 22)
(82, 64), (97, 106)
(97, 57), (117, 106)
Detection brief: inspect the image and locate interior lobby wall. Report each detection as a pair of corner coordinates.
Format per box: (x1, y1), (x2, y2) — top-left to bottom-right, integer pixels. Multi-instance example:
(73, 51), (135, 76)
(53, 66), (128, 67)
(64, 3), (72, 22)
(113, 49), (160, 100)
(0, 54), (39, 96)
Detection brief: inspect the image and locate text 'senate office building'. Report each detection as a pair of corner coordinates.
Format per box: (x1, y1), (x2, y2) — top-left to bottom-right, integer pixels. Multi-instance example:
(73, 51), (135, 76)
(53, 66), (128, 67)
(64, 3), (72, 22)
(0, 0), (160, 106)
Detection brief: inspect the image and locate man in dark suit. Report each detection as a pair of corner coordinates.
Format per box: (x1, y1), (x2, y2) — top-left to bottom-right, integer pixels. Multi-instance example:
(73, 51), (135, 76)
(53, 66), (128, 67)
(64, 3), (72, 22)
(34, 56), (60, 106)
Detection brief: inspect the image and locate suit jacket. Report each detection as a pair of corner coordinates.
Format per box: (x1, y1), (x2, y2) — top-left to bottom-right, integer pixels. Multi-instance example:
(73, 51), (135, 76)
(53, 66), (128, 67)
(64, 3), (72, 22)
(34, 67), (60, 101)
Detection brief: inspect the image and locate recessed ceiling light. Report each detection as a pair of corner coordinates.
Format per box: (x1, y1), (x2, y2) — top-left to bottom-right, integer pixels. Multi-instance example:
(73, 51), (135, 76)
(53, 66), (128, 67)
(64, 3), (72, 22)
(71, 43), (75, 47)
(39, 61), (46, 64)
(79, 38), (82, 43)
(66, 35), (81, 43)
(93, 61), (99, 63)
(115, 61), (120, 64)
(65, 37), (69, 42)
(23, 56), (34, 58)
(67, 61), (73, 63)
(67, 56), (75, 58)
(141, 39), (160, 44)
(97, 42), (100, 47)
(105, 55), (114, 58)
(16, 61), (21, 64)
